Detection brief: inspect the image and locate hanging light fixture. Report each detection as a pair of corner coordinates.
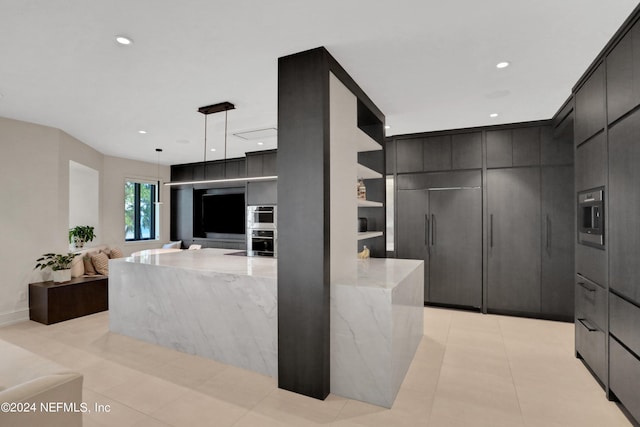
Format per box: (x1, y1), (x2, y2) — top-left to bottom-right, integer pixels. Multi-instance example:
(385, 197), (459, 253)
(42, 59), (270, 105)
(164, 101), (278, 186)
(155, 148), (163, 205)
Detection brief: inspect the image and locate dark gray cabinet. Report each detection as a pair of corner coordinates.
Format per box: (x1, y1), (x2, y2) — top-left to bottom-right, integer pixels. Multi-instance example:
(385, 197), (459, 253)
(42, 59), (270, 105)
(541, 166), (575, 319)
(607, 21), (640, 125)
(246, 151), (277, 177)
(575, 64), (606, 145)
(396, 138), (423, 173)
(170, 187), (193, 244)
(487, 127), (541, 168)
(397, 189), (430, 297)
(428, 188), (482, 307)
(512, 127), (540, 166)
(609, 108), (640, 302)
(487, 168), (541, 313)
(451, 132), (482, 169)
(486, 130), (512, 168)
(423, 135), (451, 171)
(575, 132), (607, 192)
(398, 185), (482, 308)
(610, 338), (640, 422)
(247, 180), (277, 205)
(543, 123), (573, 166)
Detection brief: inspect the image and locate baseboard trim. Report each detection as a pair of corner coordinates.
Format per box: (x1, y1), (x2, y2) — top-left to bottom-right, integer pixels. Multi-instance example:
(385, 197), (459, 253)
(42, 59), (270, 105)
(0, 309), (29, 326)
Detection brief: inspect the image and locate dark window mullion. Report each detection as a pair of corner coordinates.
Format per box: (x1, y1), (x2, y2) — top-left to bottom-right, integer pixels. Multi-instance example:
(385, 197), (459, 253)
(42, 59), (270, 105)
(134, 183), (141, 240)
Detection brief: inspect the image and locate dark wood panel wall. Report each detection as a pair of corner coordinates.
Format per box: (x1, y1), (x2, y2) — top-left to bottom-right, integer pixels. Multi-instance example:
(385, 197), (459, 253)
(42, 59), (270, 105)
(169, 152), (276, 249)
(388, 120), (575, 321)
(568, 4), (640, 424)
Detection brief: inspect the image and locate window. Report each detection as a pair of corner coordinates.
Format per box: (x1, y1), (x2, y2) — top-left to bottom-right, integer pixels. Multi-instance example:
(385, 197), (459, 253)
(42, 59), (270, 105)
(125, 181), (156, 241)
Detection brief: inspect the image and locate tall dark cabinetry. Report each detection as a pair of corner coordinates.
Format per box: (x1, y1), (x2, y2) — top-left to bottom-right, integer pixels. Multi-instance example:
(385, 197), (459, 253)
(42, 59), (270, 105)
(391, 123), (574, 319)
(541, 166), (575, 316)
(397, 186), (482, 308)
(487, 168), (541, 313)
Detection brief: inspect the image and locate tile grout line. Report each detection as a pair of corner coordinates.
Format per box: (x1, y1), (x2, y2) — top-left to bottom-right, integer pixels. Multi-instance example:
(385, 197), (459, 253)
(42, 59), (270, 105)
(496, 315), (528, 427)
(425, 309), (453, 426)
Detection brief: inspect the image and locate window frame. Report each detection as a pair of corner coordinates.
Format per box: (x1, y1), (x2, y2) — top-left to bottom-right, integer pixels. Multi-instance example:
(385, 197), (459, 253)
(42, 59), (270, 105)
(124, 179), (157, 242)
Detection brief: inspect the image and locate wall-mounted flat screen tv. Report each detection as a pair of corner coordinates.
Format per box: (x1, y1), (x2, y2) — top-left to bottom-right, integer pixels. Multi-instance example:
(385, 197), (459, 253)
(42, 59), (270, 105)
(202, 193), (245, 234)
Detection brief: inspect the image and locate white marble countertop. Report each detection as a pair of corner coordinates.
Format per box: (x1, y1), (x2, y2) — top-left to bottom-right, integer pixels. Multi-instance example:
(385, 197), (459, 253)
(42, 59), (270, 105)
(354, 258), (423, 289)
(118, 248), (422, 289)
(120, 248), (278, 279)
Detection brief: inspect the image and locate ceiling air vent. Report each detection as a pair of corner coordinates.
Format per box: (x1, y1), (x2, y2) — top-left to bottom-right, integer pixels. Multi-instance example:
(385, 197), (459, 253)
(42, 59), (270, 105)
(233, 127), (278, 140)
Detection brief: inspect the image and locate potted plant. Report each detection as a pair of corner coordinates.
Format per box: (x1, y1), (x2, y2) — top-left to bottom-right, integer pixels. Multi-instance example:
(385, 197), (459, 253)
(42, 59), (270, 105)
(34, 253), (78, 283)
(69, 225), (96, 249)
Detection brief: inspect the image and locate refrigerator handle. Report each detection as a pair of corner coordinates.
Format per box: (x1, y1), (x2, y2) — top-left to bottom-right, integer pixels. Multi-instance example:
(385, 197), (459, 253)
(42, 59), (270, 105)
(490, 214), (494, 248)
(431, 214), (435, 246)
(424, 214), (429, 247)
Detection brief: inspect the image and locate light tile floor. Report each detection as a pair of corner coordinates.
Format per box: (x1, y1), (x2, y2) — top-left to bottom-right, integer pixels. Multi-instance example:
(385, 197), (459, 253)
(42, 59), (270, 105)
(0, 307), (632, 426)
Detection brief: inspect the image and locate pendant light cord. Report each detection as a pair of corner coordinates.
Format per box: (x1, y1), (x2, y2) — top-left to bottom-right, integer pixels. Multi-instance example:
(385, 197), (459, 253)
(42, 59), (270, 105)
(224, 109), (228, 176)
(203, 114), (208, 180)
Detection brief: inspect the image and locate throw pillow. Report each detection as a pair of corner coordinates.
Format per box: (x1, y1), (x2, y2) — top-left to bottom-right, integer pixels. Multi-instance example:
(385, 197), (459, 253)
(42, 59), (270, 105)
(70, 255), (84, 278)
(83, 255), (97, 275)
(109, 247), (124, 259)
(91, 252), (109, 276)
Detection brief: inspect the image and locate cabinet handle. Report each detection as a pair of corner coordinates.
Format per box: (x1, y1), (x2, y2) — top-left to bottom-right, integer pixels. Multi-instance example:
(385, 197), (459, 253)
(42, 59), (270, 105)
(546, 215), (551, 250)
(490, 214), (494, 248)
(425, 215), (429, 246)
(577, 281), (596, 293)
(431, 214), (435, 246)
(578, 318), (598, 332)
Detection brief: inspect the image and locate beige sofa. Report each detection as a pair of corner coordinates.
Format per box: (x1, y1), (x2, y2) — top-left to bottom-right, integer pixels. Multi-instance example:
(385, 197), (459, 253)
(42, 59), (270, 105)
(0, 339), (83, 427)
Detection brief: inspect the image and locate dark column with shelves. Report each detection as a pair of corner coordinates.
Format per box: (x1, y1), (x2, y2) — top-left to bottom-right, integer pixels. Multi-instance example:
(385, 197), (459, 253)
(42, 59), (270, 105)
(277, 47), (385, 400)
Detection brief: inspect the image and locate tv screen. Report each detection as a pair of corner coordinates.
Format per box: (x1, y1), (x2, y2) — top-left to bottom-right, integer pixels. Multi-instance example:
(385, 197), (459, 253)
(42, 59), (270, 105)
(202, 193), (245, 234)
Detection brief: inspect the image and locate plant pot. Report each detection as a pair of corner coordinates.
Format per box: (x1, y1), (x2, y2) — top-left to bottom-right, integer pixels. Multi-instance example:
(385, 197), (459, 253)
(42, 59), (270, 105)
(52, 269), (71, 283)
(73, 237), (85, 249)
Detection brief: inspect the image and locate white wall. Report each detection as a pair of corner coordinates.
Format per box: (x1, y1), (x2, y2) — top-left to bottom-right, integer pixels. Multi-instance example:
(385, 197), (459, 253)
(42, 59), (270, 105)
(69, 160), (100, 247)
(0, 116), (170, 325)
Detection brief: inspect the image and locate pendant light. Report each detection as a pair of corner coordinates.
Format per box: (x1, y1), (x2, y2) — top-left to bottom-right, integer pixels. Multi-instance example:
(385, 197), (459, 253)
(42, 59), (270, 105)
(155, 148), (163, 205)
(164, 102), (278, 186)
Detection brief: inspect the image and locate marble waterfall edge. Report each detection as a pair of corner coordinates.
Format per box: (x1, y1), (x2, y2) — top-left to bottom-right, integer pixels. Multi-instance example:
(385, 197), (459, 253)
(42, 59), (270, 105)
(109, 253), (278, 377)
(330, 258), (424, 408)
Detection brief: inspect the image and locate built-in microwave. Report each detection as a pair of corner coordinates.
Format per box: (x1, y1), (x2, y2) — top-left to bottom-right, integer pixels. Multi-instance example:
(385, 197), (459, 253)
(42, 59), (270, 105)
(578, 188), (604, 248)
(247, 205), (276, 229)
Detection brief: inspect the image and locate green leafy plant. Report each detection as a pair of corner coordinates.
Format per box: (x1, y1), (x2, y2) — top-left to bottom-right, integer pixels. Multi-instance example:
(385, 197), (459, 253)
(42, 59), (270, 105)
(34, 253), (78, 271)
(69, 225), (96, 244)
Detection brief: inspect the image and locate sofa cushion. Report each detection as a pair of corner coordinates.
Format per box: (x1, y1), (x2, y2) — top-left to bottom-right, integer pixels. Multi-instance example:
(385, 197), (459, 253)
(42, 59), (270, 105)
(109, 247), (124, 259)
(83, 255), (97, 275)
(91, 252), (109, 276)
(70, 255), (84, 278)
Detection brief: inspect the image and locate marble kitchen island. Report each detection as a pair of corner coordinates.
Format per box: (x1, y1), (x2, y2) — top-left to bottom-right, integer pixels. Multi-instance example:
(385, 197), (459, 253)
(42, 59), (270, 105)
(109, 249), (278, 376)
(109, 249), (423, 407)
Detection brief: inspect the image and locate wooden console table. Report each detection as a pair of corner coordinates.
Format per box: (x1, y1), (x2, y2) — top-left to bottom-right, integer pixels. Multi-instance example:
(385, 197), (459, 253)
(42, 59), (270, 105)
(29, 276), (108, 325)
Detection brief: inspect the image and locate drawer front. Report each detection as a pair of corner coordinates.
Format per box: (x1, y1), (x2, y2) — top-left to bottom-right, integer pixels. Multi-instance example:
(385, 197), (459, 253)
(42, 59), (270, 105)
(610, 337), (640, 422)
(610, 293), (640, 357)
(575, 274), (607, 330)
(575, 317), (606, 384)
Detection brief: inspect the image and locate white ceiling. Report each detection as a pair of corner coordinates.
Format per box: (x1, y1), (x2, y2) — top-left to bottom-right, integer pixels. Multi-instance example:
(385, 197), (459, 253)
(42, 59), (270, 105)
(0, 1), (638, 165)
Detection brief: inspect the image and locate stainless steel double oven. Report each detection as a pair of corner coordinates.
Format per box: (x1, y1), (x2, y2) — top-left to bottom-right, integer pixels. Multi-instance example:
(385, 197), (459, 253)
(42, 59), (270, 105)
(247, 205), (277, 257)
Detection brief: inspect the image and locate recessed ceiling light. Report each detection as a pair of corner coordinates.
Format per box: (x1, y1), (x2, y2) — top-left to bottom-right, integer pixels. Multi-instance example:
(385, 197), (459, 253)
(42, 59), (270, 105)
(490, 113), (499, 118)
(257, 142), (264, 146)
(384, 125), (391, 129)
(115, 35), (133, 45)
(496, 61), (510, 69)
(210, 148), (216, 152)
(138, 130), (147, 134)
